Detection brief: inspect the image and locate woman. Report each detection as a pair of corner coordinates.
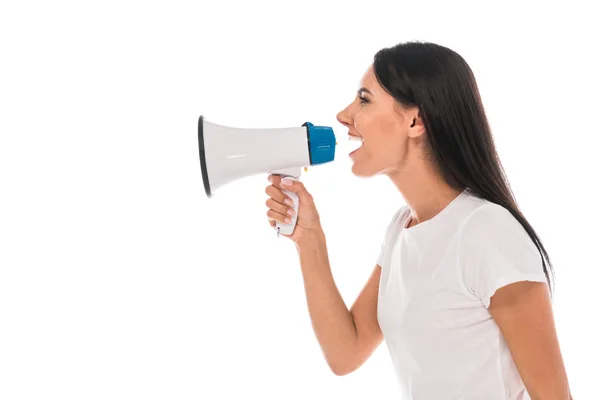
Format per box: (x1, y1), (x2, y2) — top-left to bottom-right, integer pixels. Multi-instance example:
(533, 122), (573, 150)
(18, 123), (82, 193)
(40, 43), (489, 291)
(265, 41), (572, 399)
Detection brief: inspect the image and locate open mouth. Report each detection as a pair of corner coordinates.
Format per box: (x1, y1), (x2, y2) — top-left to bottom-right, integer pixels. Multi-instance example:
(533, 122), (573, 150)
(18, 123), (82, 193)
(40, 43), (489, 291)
(348, 134), (364, 155)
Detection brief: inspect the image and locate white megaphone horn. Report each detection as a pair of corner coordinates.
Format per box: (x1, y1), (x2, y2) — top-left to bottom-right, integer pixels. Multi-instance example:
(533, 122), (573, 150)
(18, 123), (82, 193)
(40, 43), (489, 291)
(197, 115), (337, 236)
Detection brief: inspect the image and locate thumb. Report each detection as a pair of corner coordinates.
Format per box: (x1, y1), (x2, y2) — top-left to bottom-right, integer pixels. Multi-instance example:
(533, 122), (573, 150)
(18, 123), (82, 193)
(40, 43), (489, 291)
(280, 177), (312, 203)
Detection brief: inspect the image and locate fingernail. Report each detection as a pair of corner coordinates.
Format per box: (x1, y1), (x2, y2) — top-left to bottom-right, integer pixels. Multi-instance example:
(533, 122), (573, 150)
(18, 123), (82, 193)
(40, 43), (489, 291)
(287, 208), (295, 216)
(281, 178), (293, 187)
(284, 217), (292, 223)
(284, 198), (293, 206)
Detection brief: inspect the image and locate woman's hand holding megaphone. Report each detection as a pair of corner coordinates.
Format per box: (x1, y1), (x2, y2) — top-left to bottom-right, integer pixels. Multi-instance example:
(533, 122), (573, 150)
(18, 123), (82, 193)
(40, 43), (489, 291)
(265, 174), (322, 244)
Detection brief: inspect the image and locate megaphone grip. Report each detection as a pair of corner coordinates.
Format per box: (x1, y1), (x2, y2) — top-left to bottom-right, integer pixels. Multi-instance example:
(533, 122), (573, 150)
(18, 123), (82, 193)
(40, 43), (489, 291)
(276, 179), (299, 236)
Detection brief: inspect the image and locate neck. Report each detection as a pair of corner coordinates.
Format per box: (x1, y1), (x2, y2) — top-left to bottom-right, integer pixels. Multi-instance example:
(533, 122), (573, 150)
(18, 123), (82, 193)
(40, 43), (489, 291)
(386, 154), (463, 227)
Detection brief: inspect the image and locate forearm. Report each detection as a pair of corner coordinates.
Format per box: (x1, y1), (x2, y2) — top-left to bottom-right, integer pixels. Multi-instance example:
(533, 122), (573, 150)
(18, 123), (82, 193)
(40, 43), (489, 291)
(296, 230), (358, 372)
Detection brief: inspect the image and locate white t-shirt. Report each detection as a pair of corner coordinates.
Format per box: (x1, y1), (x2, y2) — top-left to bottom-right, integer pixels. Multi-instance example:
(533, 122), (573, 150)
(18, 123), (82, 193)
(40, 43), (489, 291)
(376, 188), (549, 400)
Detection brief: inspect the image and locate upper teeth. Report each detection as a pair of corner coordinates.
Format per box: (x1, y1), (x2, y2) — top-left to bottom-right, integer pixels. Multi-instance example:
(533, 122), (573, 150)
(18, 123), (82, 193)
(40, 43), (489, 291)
(349, 135), (364, 142)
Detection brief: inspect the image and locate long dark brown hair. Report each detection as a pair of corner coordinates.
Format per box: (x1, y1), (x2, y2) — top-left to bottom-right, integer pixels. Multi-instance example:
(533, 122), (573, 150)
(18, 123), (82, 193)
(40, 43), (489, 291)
(373, 41), (554, 293)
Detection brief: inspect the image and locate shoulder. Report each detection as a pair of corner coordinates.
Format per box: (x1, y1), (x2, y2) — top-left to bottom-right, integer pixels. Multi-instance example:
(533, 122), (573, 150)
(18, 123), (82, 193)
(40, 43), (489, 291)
(457, 198), (543, 277)
(455, 198), (548, 307)
(383, 205), (410, 233)
(377, 205), (410, 255)
(459, 200), (530, 243)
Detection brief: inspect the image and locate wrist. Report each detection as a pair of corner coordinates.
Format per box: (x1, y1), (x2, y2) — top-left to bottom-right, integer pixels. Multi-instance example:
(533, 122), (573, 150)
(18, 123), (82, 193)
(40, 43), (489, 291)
(295, 226), (326, 250)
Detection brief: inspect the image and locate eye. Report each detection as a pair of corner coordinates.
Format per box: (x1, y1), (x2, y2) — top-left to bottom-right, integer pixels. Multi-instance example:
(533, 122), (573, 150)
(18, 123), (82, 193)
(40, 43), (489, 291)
(359, 95), (369, 104)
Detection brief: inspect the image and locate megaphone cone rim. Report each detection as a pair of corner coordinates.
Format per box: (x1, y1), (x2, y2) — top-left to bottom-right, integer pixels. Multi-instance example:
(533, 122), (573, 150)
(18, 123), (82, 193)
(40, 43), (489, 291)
(198, 115), (212, 197)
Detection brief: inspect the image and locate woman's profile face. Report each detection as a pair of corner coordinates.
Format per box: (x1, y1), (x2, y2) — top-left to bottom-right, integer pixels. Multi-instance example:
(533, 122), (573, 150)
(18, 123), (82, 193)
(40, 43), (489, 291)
(336, 65), (419, 177)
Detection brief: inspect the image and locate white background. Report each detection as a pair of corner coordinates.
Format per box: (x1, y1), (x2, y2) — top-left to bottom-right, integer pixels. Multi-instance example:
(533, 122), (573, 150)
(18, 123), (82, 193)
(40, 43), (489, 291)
(1, 1), (598, 399)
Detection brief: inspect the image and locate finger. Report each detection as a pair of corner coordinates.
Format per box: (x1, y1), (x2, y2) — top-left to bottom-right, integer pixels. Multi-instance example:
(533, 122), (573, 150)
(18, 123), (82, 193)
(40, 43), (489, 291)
(268, 174), (282, 185)
(279, 178), (313, 204)
(267, 209), (292, 224)
(265, 185), (294, 206)
(266, 198), (295, 217)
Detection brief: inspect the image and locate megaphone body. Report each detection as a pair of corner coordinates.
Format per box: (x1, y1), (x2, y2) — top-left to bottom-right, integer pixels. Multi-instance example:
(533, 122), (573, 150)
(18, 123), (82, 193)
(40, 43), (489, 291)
(198, 115), (336, 236)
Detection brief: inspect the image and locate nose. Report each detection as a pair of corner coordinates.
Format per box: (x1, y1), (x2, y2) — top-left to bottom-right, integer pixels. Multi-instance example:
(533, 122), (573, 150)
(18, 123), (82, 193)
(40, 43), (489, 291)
(336, 104), (352, 128)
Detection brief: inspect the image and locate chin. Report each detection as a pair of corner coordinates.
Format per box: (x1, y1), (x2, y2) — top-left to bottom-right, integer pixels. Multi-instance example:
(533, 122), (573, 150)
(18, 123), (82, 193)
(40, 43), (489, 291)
(351, 161), (378, 178)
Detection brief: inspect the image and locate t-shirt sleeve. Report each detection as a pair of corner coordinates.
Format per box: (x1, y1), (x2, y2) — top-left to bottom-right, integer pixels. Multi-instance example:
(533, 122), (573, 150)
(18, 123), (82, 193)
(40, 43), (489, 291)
(459, 203), (549, 308)
(377, 206), (407, 269)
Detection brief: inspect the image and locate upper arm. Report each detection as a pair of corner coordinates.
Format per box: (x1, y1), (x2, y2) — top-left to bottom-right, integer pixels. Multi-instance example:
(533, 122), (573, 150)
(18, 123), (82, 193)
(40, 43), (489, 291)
(347, 264), (384, 370)
(460, 204), (572, 398)
(340, 208), (402, 373)
(489, 281), (572, 399)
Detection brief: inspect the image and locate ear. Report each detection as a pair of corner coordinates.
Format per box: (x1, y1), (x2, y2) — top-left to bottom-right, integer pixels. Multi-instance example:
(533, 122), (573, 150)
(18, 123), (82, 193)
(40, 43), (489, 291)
(407, 108), (425, 138)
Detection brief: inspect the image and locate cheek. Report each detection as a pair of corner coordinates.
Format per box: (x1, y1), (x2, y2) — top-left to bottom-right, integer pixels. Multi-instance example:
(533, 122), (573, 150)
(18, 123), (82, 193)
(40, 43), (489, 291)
(355, 112), (383, 140)
(356, 112), (403, 147)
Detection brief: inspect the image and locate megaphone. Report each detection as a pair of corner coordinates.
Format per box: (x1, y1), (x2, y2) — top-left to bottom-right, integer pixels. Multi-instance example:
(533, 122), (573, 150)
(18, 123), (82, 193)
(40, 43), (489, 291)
(197, 115), (337, 236)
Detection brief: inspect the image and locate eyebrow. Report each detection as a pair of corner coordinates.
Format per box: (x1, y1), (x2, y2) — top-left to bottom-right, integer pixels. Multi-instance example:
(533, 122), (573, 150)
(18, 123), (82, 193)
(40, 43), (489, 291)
(358, 87), (373, 96)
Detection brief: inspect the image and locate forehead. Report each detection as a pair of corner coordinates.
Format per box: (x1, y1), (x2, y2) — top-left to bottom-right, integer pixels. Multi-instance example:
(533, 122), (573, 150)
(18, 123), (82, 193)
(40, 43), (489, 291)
(359, 65), (378, 90)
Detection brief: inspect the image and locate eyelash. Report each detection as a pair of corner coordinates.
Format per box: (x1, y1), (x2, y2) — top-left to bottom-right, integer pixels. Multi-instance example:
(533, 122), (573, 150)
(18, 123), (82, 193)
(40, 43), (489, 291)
(359, 96), (369, 104)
